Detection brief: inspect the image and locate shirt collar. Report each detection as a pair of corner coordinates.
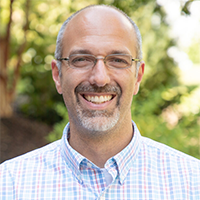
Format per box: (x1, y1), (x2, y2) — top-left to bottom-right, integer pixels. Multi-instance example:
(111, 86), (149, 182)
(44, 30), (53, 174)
(60, 124), (85, 183)
(112, 121), (142, 184)
(60, 121), (142, 184)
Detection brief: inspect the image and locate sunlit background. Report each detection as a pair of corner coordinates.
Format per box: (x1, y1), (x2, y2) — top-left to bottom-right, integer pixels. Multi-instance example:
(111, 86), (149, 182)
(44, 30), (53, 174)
(156, 0), (200, 129)
(0, 0), (199, 161)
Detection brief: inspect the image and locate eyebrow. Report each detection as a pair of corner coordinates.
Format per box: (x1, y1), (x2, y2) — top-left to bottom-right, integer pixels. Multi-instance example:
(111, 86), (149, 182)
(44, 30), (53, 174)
(109, 50), (130, 55)
(69, 49), (130, 56)
(69, 49), (92, 55)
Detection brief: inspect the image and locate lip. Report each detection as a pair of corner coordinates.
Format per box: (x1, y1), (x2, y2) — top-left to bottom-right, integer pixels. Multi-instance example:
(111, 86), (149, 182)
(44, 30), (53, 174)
(78, 92), (116, 110)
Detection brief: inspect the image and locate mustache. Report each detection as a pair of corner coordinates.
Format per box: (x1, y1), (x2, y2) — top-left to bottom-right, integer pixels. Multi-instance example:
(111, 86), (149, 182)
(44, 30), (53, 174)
(75, 83), (122, 95)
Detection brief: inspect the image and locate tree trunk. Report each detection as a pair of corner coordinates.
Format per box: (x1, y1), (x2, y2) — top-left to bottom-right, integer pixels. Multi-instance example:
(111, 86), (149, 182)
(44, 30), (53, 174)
(0, 81), (13, 118)
(0, 0), (30, 118)
(0, 40), (13, 118)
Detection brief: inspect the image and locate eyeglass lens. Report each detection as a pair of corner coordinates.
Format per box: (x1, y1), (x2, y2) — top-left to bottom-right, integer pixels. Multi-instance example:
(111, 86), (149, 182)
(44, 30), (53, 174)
(68, 54), (132, 69)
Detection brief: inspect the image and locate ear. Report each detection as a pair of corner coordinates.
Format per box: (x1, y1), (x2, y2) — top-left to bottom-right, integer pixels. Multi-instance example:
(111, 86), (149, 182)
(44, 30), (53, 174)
(51, 59), (62, 94)
(133, 61), (145, 95)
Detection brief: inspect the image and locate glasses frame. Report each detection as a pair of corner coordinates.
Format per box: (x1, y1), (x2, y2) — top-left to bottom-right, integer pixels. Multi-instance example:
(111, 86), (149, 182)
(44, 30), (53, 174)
(57, 54), (141, 70)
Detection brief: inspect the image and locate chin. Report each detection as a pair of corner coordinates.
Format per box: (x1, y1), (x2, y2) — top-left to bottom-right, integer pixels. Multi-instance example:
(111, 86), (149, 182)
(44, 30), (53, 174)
(77, 110), (120, 133)
(82, 117), (118, 132)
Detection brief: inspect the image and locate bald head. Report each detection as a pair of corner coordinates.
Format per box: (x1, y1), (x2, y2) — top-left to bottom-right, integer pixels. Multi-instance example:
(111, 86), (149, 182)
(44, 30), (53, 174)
(67, 6), (133, 33)
(55, 5), (142, 74)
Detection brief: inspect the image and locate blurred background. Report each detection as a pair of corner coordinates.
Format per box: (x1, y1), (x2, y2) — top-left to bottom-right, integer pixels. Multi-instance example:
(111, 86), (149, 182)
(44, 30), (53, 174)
(0, 0), (200, 163)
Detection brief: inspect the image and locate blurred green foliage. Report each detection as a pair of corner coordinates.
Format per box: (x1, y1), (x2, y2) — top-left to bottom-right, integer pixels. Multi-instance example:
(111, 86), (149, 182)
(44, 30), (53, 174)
(1, 0), (199, 159)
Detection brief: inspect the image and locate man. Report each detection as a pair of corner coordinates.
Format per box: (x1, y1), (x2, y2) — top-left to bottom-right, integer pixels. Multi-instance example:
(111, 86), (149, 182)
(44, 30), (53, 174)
(0, 5), (199, 200)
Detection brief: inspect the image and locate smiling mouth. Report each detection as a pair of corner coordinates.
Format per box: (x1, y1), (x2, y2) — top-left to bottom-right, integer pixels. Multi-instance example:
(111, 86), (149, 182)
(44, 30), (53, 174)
(83, 94), (114, 104)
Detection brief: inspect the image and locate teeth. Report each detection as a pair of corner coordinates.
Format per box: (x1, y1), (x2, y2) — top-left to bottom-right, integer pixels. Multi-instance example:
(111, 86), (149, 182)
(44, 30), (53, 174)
(84, 95), (112, 104)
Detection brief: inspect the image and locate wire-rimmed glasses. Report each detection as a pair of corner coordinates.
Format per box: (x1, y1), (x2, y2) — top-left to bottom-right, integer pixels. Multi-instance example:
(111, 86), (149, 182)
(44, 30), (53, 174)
(57, 54), (141, 70)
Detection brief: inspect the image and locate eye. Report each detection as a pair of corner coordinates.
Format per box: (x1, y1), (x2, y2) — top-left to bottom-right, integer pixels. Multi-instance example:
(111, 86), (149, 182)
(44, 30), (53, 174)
(107, 56), (129, 65)
(112, 58), (127, 63)
(71, 56), (87, 63)
(69, 55), (94, 68)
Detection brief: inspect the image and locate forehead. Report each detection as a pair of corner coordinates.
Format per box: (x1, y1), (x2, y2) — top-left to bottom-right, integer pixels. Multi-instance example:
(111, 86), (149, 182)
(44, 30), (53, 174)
(62, 7), (137, 55)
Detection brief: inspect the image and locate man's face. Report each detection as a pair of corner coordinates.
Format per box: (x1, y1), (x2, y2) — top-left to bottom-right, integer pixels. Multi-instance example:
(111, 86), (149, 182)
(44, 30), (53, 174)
(52, 8), (144, 134)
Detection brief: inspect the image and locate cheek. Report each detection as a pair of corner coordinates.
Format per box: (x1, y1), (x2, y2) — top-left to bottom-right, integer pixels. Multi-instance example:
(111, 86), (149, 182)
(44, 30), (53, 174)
(61, 81), (76, 102)
(118, 75), (137, 106)
(61, 68), (85, 86)
(116, 69), (136, 92)
(60, 70), (88, 98)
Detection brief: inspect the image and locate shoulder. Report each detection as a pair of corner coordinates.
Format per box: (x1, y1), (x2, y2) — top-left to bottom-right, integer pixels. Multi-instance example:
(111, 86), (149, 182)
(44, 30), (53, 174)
(140, 136), (200, 171)
(0, 140), (61, 172)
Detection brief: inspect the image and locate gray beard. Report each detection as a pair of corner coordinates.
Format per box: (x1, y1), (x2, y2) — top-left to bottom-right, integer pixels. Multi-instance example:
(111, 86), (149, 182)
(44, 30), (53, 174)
(76, 104), (120, 133)
(75, 83), (121, 133)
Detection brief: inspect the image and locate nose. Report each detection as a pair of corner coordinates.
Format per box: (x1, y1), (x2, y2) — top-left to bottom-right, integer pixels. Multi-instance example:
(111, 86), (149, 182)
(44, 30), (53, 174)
(88, 58), (111, 87)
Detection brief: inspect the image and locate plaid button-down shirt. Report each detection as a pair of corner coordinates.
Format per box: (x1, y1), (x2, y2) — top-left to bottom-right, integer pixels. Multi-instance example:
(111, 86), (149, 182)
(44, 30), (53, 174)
(0, 122), (200, 199)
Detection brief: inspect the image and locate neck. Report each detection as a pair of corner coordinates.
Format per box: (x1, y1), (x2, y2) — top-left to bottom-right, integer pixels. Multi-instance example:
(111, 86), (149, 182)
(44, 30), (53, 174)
(68, 119), (133, 168)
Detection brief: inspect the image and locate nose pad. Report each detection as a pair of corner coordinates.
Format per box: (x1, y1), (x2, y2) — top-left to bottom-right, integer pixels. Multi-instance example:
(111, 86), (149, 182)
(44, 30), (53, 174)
(89, 59), (111, 87)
